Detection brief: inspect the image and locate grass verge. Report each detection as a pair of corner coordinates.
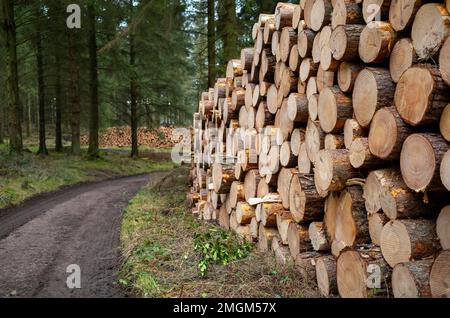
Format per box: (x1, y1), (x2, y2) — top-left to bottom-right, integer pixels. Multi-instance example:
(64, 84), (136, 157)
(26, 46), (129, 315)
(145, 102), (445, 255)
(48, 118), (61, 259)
(119, 166), (319, 298)
(0, 143), (174, 209)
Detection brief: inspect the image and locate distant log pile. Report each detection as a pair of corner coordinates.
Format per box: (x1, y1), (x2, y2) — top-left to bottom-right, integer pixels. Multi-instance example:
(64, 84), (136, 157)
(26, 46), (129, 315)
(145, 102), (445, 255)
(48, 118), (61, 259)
(80, 126), (177, 148)
(188, 1), (450, 298)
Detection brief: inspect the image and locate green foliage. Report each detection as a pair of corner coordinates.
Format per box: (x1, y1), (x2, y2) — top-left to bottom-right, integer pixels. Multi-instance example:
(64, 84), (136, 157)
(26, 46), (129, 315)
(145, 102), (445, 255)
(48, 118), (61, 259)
(194, 228), (253, 277)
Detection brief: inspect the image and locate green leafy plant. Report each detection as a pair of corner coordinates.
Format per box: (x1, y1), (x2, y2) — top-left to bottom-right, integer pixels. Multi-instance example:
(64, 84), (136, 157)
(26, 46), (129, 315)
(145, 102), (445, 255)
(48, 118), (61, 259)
(194, 228), (253, 277)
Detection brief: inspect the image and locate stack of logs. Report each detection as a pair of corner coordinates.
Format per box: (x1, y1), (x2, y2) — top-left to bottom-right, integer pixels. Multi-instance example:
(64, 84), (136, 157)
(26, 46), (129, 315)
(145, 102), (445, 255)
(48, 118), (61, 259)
(188, 0), (450, 298)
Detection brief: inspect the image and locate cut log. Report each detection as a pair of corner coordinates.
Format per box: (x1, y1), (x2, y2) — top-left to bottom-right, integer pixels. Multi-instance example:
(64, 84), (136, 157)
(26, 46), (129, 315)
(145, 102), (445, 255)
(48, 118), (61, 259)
(359, 22), (397, 63)
(244, 169), (262, 202)
(229, 181), (245, 209)
(349, 137), (385, 169)
(289, 45), (300, 72)
(257, 179), (270, 198)
(245, 84), (256, 110)
(298, 29), (316, 58)
(280, 27), (297, 63)
(231, 88), (246, 111)
(236, 201), (256, 225)
(309, 222), (331, 251)
(441, 149), (450, 191)
(333, 187), (370, 256)
(369, 106), (412, 161)
(291, 129), (305, 157)
(212, 163), (235, 193)
(318, 86), (353, 134)
(330, 25), (365, 62)
(331, 0), (365, 29)
(272, 235), (292, 265)
(430, 250), (450, 298)
(411, 3), (450, 60)
(236, 225), (253, 243)
(337, 247), (392, 298)
(316, 255), (337, 297)
(378, 169), (436, 220)
(275, 3), (297, 30)
(316, 66), (335, 92)
(319, 26), (340, 72)
(218, 205), (230, 230)
(305, 119), (326, 164)
(337, 62), (363, 93)
(264, 18), (276, 44)
(309, 0), (333, 31)
(324, 192), (340, 243)
(277, 211), (295, 244)
(279, 68), (298, 98)
(364, 169), (388, 213)
(278, 167), (297, 209)
(394, 65), (449, 127)
(312, 31), (323, 63)
(227, 59), (243, 79)
(289, 173), (325, 222)
(314, 149), (360, 196)
(255, 101), (275, 132)
(441, 104), (450, 142)
(325, 134), (345, 150)
(292, 5), (303, 30)
(258, 223), (279, 252)
(280, 141), (297, 168)
(306, 77), (318, 99)
(362, 0), (391, 23)
(250, 217), (259, 240)
(261, 49), (276, 82)
(308, 94), (319, 121)
(440, 38), (450, 86)
(241, 48), (255, 72)
(267, 85), (279, 114)
(260, 202), (283, 227)
(298, 142), (312, 174)
(392, 259), (433, 298)
(295, 251), (323, 281)
(368, 212), (389, 246)
(344, 118), (365, 149)
(400, 133), (449, 192)
(353, 67), (396, 128)
(300, 58), (319, 82)
(287, 93), (309, 123)
(390, 38), (417, 83)
(390, 0), (425, 32)
(287, 222), (311, 258)
(380, 219), (441, 267)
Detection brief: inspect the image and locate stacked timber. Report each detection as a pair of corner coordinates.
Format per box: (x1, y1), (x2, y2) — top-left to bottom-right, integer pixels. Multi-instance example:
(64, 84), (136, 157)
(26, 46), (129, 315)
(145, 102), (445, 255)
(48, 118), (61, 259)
(188, 0), (450, 298)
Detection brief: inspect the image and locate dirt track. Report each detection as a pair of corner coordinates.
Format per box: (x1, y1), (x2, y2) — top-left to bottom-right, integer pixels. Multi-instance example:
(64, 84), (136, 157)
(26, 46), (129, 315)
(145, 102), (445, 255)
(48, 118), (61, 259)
(0, 173), (155, 298)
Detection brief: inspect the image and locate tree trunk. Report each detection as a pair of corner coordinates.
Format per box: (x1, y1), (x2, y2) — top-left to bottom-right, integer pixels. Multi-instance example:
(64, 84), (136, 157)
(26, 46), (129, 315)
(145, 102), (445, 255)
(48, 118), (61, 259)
(2, 0), (22, 154)
(289, 173), (324, 222)
(208, 0), (216, 88)
(88, 2), (99, 158)
(36, 7), (48, 156)
(129, 1), (139, 158)
(68, 29), (80, 156)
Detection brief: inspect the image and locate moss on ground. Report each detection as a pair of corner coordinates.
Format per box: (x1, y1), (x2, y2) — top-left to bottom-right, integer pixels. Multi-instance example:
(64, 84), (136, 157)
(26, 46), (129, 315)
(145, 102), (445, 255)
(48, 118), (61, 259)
(119, 167), (319, 298)
(0, 143), (174, 209)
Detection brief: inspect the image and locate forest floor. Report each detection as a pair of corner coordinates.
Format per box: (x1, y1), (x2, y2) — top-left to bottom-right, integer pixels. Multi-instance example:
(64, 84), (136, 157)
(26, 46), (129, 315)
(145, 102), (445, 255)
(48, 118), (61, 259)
(0, 143), (175, 209)
(119, 166), (320, 298)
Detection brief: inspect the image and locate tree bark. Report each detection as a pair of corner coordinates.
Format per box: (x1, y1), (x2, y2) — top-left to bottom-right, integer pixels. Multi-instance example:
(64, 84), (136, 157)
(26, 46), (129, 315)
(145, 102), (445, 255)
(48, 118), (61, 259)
(88, 2), (99, 158)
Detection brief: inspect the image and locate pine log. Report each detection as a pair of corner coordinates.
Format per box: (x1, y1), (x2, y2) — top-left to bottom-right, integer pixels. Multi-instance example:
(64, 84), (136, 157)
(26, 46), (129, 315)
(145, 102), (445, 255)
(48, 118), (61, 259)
(218, 205), (230, 230)
(272, 31), (280, 57)
(390, 38), (417, 84)
(325, 134), (345, 150)
(430, 250), (450, 298)
(280, 68), (298, 98)
(287, 222), (312, 258)
(287, 93), (309, 123)
(353, 67), (395, 128)
(289, 173), (325, 222)
(440, 38), (450, 86)
(318, 86), (353, 134)
(300, 58), (319, 82)
(441, 149), (450, 191)
(305, 119), (326, 164)
(257, 179), (271, 198)
(359, 22), (397, 63)
(278, 167), (298, 209)
(441, 104), (450, 142)
(250, 217), (259, 240)
(314, 149), (360, 197)
(324, 192), (340, 243)
(380, 219), (441, 267)
(363, 169), (388, 213)
(255, 101), (275, 132)
(312, 31), (323, 63)
(344, 118), (365, 149)
(278, 100), (295, 142)
(230, 210), (239, 231)
(337, 247), (392, 298)
(264, 18), (276, 44)
(368, 212), (389, 246)
(275, 3), (297, 30)
(333, 187), (369, 256)
(320, 27), (340, 72)
(280, 27), (297, 63)
(226, 59), (243, 79)
(277, 211), (295, 245)
(236, 201), (256, 225)
(298, 29), (316, 58)
(289, 45), (300, 72)
(291, 129), (305, 157)
(331, 0), (365, 29)
(229, 181), (245, 209)
(279, 141), (296, 168)
(244, 169), (262, 202)
(306, 77), (318, 99)
(212, 163), (235, 193)
(241, 48), (255, 72)
(349, 137), (385, 169)
(309, 0), (333, 31)
(400, 133), (449, 192)
(261, 49), (276, 82)
(272, 235), (293, 265)
(267, 85), (279, 114)
(392, 260), (433, 298)
(394, 65), (449, 127)
(411, 3), (450, 60)
(309, 221), (331, 251)
(258, 223), (279, 252)
(298, 142), (312, 174)
(231, 88), (246, 111)
(337, 62), (363, 93)
(362, 0), (392, 23)
(316, 66), (335, 92)
(295, 251), (323, 281)
(260, 202), (283, 227)
(369, 106), (412, 161)
(292, 5), (304, 30)
(316, 255), (337, 297)
(308, 94), (319, 121)
(330, 25), (365, 62)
